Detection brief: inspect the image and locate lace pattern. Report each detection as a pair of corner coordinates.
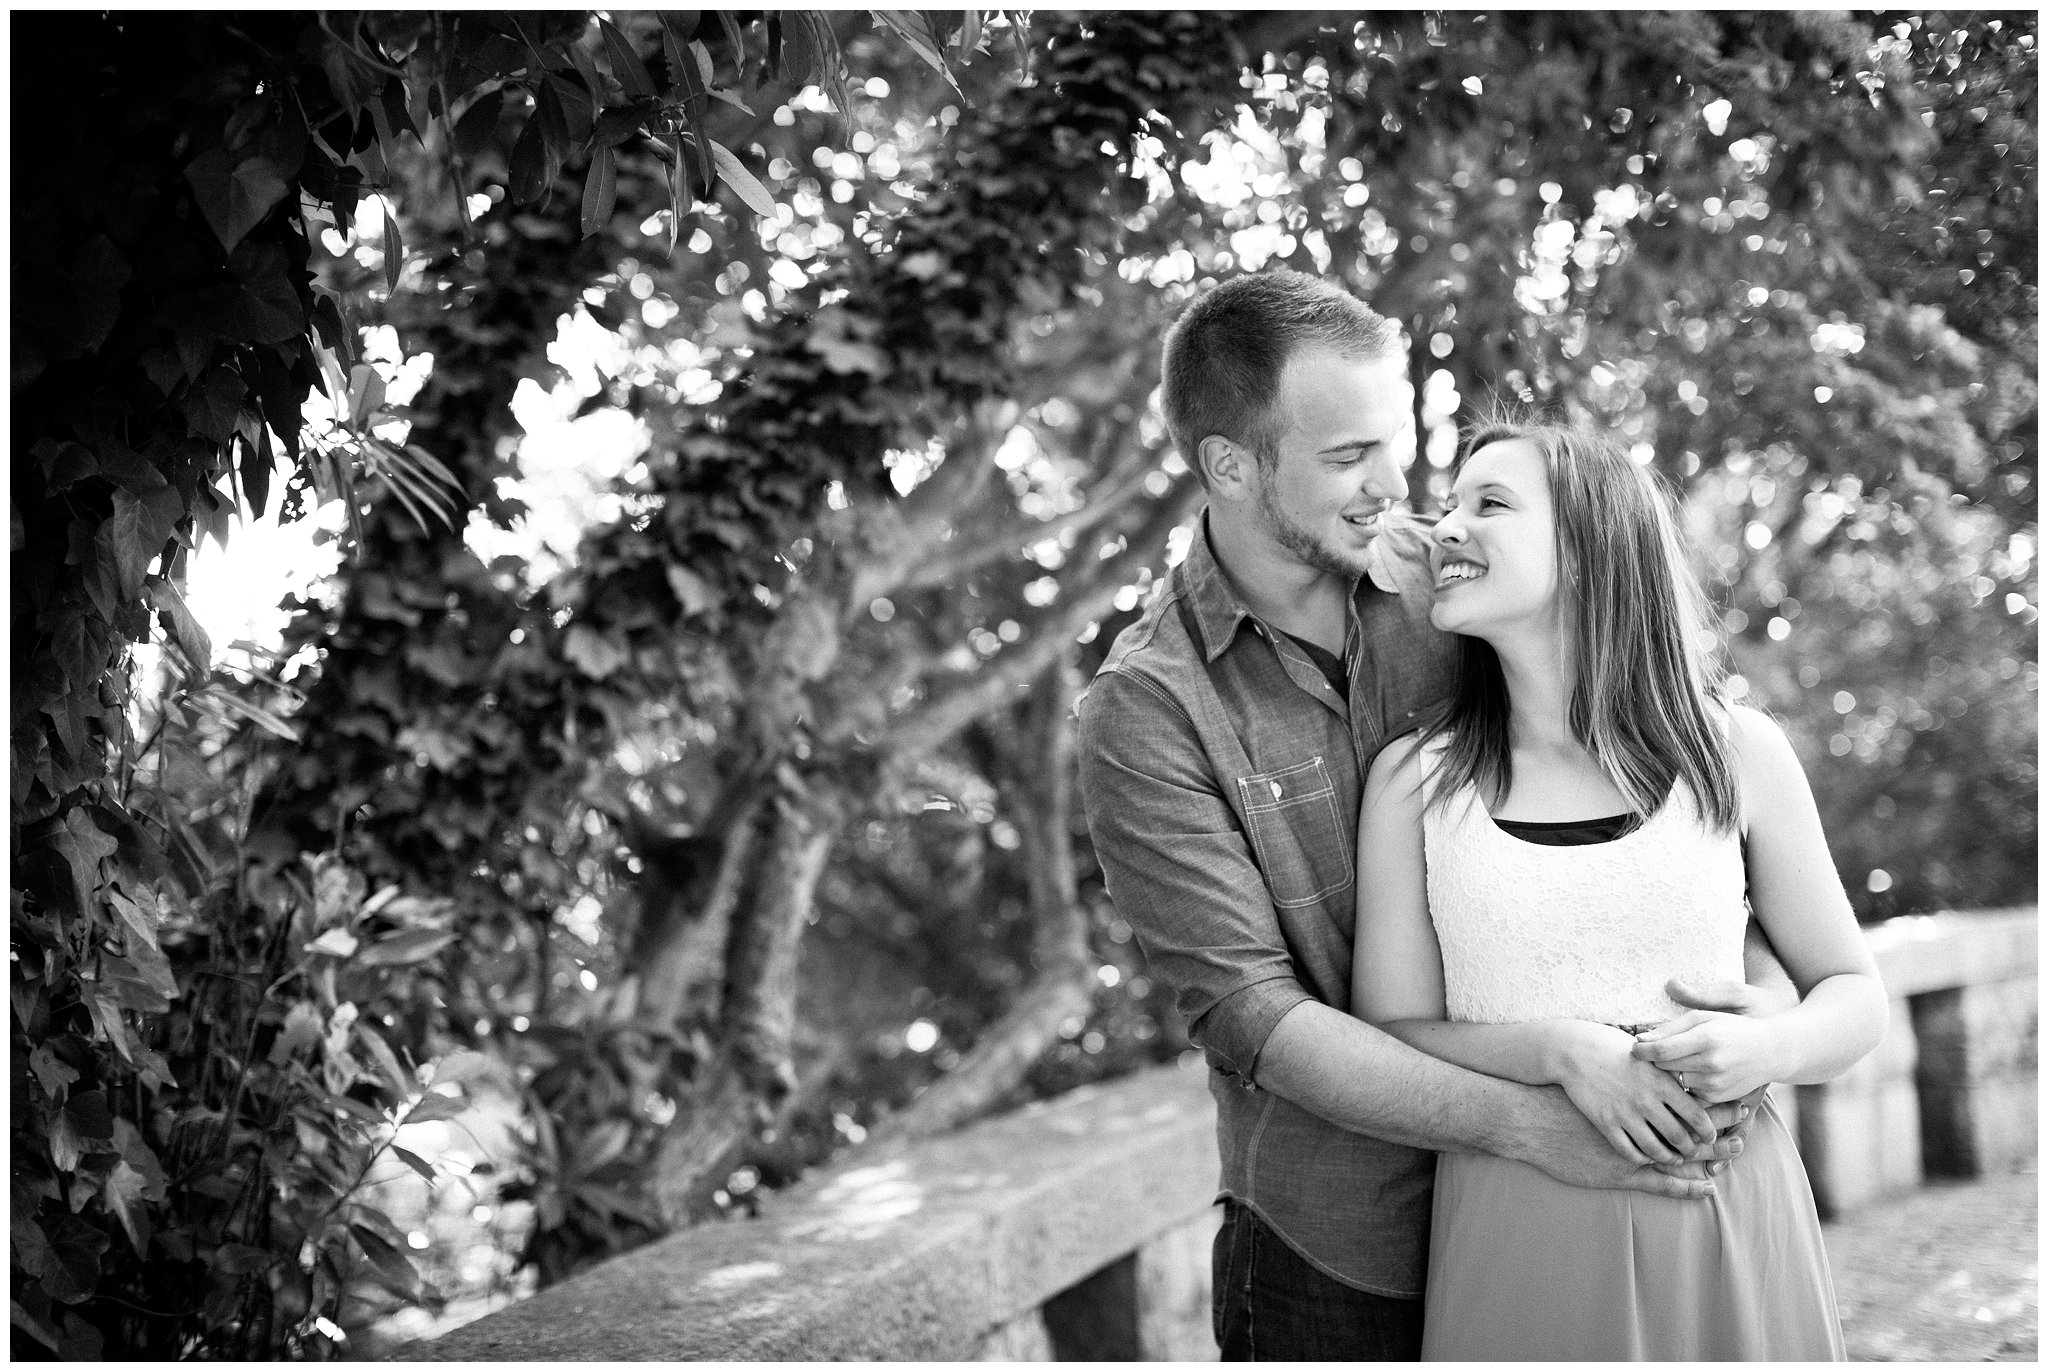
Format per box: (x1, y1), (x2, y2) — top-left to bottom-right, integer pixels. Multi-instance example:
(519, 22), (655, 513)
(1419, 740), (1749, 1026)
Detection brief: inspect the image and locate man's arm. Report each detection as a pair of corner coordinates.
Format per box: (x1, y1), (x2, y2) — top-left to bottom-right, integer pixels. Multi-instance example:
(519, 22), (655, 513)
(1257, 1004), (1738, 1194)
(1076, 671), (1738, 1199)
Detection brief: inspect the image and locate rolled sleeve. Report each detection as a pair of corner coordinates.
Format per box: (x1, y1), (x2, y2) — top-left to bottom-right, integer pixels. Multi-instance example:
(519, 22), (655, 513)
(1076, 669), (1311, 1078)
(1198, 978), (1314, 1077)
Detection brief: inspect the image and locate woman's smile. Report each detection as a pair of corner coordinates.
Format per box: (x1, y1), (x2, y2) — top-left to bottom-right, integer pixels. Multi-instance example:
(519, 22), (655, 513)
(1435, 557), (1486, 589)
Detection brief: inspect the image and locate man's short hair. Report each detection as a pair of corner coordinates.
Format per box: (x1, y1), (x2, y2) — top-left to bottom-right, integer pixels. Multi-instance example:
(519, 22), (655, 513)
(1161, 269), (1401, 489)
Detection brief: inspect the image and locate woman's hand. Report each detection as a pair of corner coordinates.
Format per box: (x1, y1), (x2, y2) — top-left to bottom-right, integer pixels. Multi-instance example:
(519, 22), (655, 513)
(1631, 1009), (1790, 1103)
(1546, 1021), (1719, 1166)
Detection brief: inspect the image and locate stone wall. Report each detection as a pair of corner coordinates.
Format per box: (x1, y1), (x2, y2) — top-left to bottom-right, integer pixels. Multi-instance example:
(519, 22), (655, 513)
(406, 908), (2034, 1360)
(1798, 908), (2036, 1216)
(410, 1062), (1221, 1360)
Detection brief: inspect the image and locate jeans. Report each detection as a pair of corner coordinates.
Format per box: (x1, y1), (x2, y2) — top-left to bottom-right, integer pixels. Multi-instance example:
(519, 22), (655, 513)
(1212, 1200), (1425, 1361)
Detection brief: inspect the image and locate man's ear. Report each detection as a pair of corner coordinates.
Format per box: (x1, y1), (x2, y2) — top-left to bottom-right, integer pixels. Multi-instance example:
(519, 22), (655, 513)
(1200, 435), (1250, 497)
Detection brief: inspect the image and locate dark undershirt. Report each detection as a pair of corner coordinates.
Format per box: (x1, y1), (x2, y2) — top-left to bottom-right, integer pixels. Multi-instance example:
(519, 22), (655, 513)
(1280, 625), (1638, 848)
(1493, 812), (1643, 846)
(1281, 630), (1349, 703)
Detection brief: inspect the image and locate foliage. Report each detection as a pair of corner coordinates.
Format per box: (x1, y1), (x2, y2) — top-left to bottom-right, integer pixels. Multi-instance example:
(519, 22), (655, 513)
(8, 8), (957, 1356)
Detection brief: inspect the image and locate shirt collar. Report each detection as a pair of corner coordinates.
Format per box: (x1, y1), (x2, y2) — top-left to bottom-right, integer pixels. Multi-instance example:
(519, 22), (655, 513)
(1181, 508), (1417, 663)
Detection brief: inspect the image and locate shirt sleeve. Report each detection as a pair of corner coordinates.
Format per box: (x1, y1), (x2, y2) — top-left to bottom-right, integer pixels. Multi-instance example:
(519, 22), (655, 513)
(1075, 667), (1314, 1078)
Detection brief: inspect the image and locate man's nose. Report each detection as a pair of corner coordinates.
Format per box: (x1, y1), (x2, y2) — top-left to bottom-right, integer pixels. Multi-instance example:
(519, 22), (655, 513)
(1363, 448), (1408, 501)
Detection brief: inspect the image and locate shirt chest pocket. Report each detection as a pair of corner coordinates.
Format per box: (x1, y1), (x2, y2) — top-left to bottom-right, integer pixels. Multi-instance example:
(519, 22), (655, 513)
(1237, 756), (1353, 909)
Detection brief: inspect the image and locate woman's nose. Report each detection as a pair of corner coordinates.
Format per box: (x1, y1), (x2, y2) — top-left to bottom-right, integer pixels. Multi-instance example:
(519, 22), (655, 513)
(1433, 511), (1465, 545)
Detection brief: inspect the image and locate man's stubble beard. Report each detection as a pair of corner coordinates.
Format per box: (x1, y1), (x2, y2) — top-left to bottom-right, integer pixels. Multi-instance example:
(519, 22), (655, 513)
(1255, 481), (1373, 580)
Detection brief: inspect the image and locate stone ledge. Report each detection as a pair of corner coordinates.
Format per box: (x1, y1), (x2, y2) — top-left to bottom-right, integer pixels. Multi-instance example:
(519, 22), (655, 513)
(1866, 909), (2037, 998)
(409, 1059), (1218, 1360)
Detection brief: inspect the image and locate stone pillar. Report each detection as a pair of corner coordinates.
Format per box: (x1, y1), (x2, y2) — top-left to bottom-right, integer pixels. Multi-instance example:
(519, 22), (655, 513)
(1134, 1207), (1221, 1361)
(1795, 995), (1921, 1219)
(1911, 975), (2040, 1179)
(1041, 1255), (1140, 1359)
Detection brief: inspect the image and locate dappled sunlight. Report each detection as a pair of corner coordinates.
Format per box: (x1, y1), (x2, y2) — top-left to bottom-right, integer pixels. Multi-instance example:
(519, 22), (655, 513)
(787, 1161), (930, 1241)
(698, 1259), (785, 1291)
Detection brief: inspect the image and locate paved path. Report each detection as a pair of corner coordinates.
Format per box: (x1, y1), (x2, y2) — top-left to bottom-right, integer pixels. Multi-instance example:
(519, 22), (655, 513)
(1827, 1165), (2037, 1362)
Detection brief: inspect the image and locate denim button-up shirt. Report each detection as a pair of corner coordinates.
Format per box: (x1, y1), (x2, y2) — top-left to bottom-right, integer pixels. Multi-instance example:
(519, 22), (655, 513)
(1076, 508), (1457, 1297)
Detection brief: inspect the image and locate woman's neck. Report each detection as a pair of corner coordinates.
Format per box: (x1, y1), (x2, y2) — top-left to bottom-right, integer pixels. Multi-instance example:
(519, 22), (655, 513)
(1489, 623), (1578, 755)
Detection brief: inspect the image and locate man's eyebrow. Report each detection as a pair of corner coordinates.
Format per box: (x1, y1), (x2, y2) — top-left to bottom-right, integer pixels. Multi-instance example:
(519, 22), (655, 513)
(1315, 437), (1381, 455)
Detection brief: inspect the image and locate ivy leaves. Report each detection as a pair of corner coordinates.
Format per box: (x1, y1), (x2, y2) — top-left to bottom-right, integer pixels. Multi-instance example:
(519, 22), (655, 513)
(184, 148), (292, 254)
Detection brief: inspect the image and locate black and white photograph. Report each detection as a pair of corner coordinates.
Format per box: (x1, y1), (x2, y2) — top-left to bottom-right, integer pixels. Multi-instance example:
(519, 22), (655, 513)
(11, 9), (2035, 1361)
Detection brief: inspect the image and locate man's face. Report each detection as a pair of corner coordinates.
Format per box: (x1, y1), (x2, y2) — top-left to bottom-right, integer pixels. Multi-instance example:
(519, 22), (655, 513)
(1242, 347), (1415, 579)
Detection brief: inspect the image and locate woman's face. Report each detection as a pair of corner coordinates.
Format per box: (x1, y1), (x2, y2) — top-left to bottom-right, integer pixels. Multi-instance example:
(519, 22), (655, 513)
(1429, 438), (1562, 639)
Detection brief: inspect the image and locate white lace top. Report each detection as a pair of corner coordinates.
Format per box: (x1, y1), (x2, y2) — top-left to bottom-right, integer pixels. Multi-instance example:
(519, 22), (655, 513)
(1419, 738), (1749, 1026)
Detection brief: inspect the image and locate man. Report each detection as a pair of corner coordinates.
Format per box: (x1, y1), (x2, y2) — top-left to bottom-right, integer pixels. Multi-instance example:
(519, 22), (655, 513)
(1076, 271), (1763, 1360)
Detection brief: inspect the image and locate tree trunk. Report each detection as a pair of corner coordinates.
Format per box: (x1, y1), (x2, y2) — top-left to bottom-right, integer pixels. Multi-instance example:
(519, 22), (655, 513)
(644, 784), (842, 1224)
(644, 1059), (754, 1228)
(866, 656), (1095, 1144)
(626, 795), (766, 1034)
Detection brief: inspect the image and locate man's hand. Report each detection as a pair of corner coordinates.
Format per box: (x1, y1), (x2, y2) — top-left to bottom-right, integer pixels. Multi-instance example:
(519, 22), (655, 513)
(1666, 974), (1796, 1019)
(1510, 1086), (1744, 1201)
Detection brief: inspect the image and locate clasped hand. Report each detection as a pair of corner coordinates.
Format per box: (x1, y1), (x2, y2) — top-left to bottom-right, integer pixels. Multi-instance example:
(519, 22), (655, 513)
(1548, 1021), (1720, 1167)
(1629, 1008), (1787, 1104)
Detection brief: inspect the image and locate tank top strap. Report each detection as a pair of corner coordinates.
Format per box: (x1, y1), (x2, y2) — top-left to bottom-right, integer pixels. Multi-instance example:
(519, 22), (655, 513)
(1414, 733), (1489, 845)
(1412, 731), (1454, 785)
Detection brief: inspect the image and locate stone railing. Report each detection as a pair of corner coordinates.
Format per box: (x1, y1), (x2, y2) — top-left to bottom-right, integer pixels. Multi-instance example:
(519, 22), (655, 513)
(1790, 907), (2036, 1217)
(409, 908), (2033, 1361)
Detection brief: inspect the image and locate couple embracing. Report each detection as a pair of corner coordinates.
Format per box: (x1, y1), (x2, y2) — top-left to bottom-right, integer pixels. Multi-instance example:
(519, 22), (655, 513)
(1076, 270), (1886, 1361)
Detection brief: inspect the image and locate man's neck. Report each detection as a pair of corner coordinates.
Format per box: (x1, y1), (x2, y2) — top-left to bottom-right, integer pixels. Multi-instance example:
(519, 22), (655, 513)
(1204, 512), (1352, 654)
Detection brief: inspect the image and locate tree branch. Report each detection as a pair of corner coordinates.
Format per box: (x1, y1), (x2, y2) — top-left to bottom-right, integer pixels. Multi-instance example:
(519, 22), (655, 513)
(896, 425), (1163, 595)
(881, 478), (1201, 762)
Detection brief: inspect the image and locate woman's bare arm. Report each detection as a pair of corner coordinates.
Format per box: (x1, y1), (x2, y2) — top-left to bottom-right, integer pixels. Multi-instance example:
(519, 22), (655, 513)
(1633, 707), (1888, 1097)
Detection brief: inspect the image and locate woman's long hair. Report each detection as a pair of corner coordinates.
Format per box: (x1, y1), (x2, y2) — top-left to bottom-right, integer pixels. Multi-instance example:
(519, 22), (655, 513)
(1421, 419), (1741, 832)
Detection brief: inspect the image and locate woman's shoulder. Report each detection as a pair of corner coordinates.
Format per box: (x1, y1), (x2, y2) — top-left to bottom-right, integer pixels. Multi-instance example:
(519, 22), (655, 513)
(1363, 728), (1435, 804)
(1716, 701), (1809, 822)
(1721, 701), (1796, 765)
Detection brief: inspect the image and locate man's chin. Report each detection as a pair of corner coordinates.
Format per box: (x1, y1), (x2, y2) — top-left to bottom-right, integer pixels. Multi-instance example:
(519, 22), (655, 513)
(1309, 534), (1376, 579)
(1265, 512), (1376, 579)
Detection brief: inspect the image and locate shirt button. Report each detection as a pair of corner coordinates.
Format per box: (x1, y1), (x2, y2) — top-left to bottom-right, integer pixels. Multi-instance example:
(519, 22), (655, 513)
(1270, 781), (1283, 799)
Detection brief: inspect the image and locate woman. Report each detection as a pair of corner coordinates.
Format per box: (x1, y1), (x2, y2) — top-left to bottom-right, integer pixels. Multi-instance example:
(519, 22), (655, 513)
(1351, 419), (1887, 1360)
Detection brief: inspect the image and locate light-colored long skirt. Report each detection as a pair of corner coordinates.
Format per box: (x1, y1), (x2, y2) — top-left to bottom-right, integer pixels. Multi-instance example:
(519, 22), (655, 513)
(1421, 1095), (1845, 1361)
